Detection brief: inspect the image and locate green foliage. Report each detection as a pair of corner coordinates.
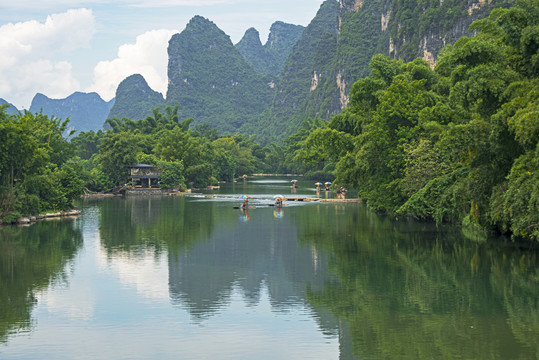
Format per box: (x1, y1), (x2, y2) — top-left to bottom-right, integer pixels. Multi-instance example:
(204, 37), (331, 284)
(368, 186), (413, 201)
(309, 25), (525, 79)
(503, 79), (539, 149)
(291, 0), (538, 241)
(21, 173), (64, 212)
(490, 147), (539, 239)
(157, 160), (185, 189)
(401, 139), (447, 196)
(56, 161), (86, 205)
(88, 166), (114, 192)
(166, 16), (274, 134)
(0, 109), (82, 220)
(185, 163), (215, 188)
(17, 162), (85, 213)
(91, 108), (271, 190)
(70, 130), (103, 160)
(296, 128), (354, 170)
(97, 132), (140, 185)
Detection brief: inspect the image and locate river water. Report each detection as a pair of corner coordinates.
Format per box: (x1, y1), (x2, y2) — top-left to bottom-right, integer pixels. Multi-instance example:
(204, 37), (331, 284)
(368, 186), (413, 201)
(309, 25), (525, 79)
(0, 177), (537, 359)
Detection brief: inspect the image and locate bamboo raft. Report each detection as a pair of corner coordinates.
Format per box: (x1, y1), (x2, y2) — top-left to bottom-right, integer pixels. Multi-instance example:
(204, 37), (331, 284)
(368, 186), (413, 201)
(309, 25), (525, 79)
(284, 197), (361, 203)
(320, 198), (361, 203)
(284, 197), (320, 202)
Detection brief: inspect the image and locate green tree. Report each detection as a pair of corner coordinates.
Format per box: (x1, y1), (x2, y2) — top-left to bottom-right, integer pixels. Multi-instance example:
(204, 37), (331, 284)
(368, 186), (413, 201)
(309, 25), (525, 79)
(97, 132), (140, 185)
(0, 109), (81, 220)
(157, 160), (185, 189)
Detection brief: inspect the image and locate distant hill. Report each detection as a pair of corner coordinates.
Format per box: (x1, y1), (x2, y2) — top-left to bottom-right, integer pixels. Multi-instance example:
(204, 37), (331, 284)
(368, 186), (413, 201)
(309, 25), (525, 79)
(0, 99), (19, 115)
(29, 92), (114, 133)
(165, 16), (274, 133)
(107, 74), (164, 120)
(235, 21), (304, 77)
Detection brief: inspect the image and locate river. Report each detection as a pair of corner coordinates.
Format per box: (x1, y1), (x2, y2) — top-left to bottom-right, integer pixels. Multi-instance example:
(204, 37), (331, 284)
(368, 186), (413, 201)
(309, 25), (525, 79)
(0, 177), (537, 359)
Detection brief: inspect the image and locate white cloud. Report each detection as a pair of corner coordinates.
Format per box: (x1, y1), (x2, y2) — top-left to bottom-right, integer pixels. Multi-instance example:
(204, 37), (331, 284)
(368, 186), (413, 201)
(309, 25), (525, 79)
(87, 29), (176, 101)
(0, 8), (95, 109)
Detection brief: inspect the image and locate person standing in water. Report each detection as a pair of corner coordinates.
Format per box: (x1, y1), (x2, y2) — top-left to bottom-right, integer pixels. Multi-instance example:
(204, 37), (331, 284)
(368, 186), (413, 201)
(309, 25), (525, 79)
(274, 195), (285, 206)
(241, 195), (250, 209)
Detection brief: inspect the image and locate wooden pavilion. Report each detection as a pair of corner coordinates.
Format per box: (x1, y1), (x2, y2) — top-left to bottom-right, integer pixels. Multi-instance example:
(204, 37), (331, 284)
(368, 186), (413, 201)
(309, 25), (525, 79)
(129, 164), (162, 188)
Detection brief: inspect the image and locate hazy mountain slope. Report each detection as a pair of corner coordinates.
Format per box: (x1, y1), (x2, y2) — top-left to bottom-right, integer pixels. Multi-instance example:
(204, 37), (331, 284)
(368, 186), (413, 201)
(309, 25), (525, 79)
(0, 99), (19, 115)
(236, 21), (304, 76)
(242, 0), (340, 143)
(29, 92), (114, 133)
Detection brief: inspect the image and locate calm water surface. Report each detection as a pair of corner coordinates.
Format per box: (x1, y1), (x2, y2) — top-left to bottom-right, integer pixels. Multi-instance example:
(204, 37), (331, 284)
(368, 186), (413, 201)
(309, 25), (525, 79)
(0, 178), (537, 359)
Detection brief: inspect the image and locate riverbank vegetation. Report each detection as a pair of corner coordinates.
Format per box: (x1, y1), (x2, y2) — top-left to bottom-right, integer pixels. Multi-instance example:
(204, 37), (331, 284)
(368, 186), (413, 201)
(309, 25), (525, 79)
(0, 1), (536, 242)
(0, 111), (84, 223)
(0, 104), (283, 224)
(290, 0), (538, 241)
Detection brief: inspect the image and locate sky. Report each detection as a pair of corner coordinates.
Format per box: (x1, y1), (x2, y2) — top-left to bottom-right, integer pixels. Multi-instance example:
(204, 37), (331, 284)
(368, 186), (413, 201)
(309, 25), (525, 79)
(0, 0), (324, 109)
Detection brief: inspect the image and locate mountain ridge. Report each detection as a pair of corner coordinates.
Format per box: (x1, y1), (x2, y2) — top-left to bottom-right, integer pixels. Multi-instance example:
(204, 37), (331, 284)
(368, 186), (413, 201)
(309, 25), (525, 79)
(236, 22), (304, 77)
(0, 98), (19, 115)
(164, 15), (274, 133)
(3, 0), (515, 139)
(28, 92), (115, 133)
(249, 0), (514, 142)
(108, 74), (164, 121)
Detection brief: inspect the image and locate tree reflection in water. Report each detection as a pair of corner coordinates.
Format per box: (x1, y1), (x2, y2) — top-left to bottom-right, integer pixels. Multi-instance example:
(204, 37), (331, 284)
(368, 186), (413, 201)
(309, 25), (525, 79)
(0, 220), (83, 343)
(295, 205), (538, 360)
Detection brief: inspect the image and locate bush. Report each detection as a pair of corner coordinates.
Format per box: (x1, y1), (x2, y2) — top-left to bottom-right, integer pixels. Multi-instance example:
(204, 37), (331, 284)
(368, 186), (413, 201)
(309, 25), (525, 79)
(88, 167), (114, 192)
(185, 164), (214, 188)
(16, 193), (40, 215)
(158, 160), (185, 189)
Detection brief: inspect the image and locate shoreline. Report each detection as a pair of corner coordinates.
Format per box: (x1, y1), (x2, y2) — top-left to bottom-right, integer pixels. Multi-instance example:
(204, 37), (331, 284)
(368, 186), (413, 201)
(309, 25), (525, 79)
(10, 209), (82, 226)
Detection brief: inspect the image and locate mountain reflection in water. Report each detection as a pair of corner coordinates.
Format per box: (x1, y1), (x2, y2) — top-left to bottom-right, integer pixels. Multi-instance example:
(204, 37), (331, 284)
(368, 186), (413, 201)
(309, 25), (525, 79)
(0, 181), (537, 359)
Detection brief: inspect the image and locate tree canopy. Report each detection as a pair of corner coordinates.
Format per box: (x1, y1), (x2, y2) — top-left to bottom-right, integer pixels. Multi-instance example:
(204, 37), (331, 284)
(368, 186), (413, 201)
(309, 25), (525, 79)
(291, 0), (538, 241)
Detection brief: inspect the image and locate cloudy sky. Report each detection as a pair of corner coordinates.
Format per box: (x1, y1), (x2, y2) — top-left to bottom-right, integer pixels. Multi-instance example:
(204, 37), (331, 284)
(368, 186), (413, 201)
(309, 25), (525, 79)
(0, 0), (324, 109)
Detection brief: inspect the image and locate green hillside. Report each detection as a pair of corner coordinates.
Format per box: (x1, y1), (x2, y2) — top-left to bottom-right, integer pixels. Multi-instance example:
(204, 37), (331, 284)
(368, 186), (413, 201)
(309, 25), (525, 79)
(236, 22), (304, 77)
(250, 0), (515, 143)
(108, 74), (164, 121)
(165, 16), (274, 133)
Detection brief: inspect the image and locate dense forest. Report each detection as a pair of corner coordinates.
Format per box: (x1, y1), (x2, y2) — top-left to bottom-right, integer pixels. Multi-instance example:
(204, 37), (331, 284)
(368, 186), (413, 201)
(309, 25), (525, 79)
(0, 0), (537, 242)
(291, 0), (538, 241)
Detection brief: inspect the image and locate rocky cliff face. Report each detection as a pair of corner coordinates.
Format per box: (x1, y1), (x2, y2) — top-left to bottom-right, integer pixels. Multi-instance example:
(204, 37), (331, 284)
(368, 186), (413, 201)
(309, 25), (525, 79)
(383, 0), (502, 67)
(236, 28), (267, 75)
(336, 0), (511, 99)
(252, 0), (514, 143)
(165, 16), (274, 133)
(29, 92), (114, 133)
(108, 74), (164, 121)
